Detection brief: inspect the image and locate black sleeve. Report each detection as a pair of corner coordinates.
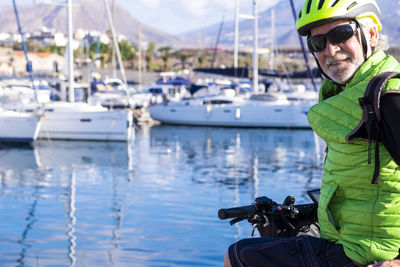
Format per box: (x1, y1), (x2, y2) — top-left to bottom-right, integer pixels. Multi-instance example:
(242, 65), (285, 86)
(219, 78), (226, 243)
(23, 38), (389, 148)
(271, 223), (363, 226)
(380, 93), (400, 166)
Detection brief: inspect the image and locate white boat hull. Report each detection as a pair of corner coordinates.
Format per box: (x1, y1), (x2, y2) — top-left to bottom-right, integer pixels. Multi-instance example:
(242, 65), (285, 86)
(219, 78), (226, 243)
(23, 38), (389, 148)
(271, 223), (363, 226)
(0, 111), (41, 142)
(149, 102), (311, 128)
(19, 102), (133, 142)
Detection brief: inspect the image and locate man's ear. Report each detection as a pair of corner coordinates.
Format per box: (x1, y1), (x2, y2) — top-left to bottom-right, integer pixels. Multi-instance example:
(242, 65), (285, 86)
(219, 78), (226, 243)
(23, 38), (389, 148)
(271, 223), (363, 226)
(369, 25), (379, 48)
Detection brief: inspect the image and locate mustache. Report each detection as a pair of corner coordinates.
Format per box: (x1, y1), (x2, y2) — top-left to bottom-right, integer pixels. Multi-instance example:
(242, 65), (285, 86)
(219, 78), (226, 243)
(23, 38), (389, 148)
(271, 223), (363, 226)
(325, 53), (350, 65)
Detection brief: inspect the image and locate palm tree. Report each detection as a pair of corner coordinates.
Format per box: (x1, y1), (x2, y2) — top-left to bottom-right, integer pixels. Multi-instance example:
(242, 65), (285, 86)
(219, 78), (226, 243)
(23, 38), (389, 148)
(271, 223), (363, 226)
(145, 42), (156, 71)
(197, 55), (204, 68)
(158, 46), (171, 71)
(161, 55), (169, 71)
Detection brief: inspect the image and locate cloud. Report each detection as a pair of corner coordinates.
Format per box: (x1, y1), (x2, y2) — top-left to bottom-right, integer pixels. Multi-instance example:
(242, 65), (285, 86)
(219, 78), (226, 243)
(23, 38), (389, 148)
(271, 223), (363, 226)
(229, 0), (281, 13)
(176, 0), (212, 17)
(175, 0), (280, 18)
(139, 0), (160, 9)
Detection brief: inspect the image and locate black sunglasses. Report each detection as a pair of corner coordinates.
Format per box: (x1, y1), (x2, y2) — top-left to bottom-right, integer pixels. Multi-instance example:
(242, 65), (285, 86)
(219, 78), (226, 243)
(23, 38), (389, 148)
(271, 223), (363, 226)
(307, 24), (358, 53)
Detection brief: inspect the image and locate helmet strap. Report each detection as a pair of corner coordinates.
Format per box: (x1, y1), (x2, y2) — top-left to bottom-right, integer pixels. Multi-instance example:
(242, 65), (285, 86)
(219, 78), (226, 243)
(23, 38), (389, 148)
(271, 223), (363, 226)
(354, 20), (368, 61)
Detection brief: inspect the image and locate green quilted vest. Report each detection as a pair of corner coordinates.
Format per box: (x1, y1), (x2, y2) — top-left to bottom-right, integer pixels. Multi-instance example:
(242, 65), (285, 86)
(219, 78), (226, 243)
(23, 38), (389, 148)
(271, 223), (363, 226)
(308, 50), (400, 265)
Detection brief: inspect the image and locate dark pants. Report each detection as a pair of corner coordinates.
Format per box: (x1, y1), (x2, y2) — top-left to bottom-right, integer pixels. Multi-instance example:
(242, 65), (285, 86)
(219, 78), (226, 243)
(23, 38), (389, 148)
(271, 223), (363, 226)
(228, 235), (359, 267)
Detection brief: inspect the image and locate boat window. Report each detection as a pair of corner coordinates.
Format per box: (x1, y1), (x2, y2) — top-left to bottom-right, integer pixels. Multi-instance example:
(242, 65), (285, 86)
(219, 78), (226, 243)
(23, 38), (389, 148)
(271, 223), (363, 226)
(250, 94), (278, 101)
(203, 100), (233, 105)
(149, 88), (163, 94)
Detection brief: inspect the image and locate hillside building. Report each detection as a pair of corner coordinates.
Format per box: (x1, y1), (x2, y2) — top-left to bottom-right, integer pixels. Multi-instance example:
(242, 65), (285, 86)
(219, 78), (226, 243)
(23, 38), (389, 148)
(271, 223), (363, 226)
(0, 47), (14, 75)
(13, 51), (64, 76)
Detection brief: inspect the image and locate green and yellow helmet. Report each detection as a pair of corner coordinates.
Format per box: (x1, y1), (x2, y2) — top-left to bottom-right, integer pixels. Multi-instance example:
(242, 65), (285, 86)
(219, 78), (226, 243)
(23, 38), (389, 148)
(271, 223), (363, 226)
(296, 0), (382, 36)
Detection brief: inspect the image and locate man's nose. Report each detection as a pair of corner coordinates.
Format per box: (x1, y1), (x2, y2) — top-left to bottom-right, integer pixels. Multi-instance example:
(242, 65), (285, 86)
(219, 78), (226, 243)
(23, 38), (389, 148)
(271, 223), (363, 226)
(324, 40), (340, 56)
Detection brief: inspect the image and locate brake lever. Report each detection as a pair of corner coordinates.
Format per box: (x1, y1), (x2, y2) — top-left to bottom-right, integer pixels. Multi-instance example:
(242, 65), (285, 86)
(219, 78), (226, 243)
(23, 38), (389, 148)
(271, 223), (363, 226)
(230, 217), (246, 225)
(280, 195), (298, 229)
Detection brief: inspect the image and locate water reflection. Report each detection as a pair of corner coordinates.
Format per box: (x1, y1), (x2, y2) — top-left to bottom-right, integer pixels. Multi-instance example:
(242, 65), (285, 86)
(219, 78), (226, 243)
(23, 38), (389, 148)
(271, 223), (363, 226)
(0, 146), (39, 170)
(0, 141), (130, 185)
(35, 140), (130, 169)
(147, 125), (324, 200)
(67, 171), (76, 267)
(0, 141), (132, 267)
(107, 163), (134, 266)
(15, 185), (39, 267)
(0, 125), (325, 266)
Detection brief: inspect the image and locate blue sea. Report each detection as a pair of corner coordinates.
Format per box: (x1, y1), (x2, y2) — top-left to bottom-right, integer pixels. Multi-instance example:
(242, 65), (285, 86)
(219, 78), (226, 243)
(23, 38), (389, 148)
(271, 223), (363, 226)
(0, 125), (325, 267)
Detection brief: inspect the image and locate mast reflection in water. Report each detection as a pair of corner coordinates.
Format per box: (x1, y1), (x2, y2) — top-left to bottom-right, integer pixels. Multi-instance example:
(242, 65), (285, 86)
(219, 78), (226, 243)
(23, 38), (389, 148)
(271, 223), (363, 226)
(0, 125), (324, 266)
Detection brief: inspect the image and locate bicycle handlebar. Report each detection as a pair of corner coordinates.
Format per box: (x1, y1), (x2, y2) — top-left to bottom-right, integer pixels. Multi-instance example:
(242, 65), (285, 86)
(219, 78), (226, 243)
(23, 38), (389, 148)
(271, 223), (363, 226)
(218, 204), (258, 220)
(218, 197), (316, 221)
(218, 196), (277, 220)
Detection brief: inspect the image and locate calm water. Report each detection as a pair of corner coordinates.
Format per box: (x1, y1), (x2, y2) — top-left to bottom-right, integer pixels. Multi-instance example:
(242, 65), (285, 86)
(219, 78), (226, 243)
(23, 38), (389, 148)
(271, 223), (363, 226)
(0, 125), (325, 267)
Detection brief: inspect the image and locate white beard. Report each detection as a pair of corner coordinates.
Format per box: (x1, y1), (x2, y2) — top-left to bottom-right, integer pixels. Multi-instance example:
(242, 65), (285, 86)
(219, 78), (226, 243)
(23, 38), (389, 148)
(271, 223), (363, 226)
(324, 51), (364, 84)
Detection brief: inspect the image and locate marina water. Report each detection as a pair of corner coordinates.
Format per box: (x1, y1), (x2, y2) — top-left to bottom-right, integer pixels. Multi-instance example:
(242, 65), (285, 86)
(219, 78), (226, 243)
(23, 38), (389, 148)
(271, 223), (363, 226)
(0, 125), (324, 266)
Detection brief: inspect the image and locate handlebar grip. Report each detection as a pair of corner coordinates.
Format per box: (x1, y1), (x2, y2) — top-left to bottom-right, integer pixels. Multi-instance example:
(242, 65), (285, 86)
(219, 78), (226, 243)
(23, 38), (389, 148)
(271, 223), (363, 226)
(218, 204), (258, 220)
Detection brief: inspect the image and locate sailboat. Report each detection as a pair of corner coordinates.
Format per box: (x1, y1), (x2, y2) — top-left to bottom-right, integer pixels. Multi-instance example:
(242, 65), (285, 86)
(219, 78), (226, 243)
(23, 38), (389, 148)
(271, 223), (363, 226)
(148, 0), (316, 129)
(17, 101), (132, 141)
(0, 0), (43, 144)
(11, 0), (133, 142)
(149, 89), (311, 128)
(0, 108), (42, 143)
(88, 0), (132, 109)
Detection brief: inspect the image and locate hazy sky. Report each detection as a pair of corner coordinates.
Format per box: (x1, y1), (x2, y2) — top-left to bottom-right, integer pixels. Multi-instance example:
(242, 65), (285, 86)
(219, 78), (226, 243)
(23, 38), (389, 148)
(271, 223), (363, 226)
(9, 0), (280, 35)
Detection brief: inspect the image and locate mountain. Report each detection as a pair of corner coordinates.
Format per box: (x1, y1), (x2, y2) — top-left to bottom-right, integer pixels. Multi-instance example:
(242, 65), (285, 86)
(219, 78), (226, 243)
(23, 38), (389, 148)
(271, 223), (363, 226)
(2, 0), (400, 49)
(0, 1), (188, 47)
(180, 0), (298, 48)
(181, 0), (400, 48)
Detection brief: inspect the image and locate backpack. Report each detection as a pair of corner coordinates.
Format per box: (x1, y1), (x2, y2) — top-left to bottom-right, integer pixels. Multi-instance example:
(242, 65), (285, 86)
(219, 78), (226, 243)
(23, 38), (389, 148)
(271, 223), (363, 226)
(347, 71), (400, 184)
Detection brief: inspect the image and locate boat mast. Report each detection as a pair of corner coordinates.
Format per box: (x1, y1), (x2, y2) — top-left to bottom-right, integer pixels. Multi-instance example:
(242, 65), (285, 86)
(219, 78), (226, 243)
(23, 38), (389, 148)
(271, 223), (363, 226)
(289, 0), (317, 91)
(211, 13), (225, 68)
(12, 0), (38, 102)
(234, 0), (259, 93)
(104, 0), (127, 88)
(138, 23), (142, 89)
(111, 0), (117, 80)
(252, 0), (259, 94)
(234, 0), (239, 69)
(67, 0), (75, 102)
(269, 9), (275, 70)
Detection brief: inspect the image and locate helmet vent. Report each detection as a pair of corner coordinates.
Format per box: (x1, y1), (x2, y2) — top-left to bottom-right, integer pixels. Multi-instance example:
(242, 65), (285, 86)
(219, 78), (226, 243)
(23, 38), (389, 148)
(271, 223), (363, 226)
(298, 11), (302, 19)
(347, 1), (357, 10)
(318, 0), (325, 9)
(331, 0), (340, 7)
(306, 0), (312, 13)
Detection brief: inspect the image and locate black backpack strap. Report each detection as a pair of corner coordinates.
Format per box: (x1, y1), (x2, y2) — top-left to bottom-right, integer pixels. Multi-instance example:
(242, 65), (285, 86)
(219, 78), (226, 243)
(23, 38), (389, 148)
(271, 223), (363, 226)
(359, 72), (400, 184)
(395, 248), (400, 260)
(380, 93), (400, 167)
(361, 72), (399, 121)
(371, 129), (380, 184)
